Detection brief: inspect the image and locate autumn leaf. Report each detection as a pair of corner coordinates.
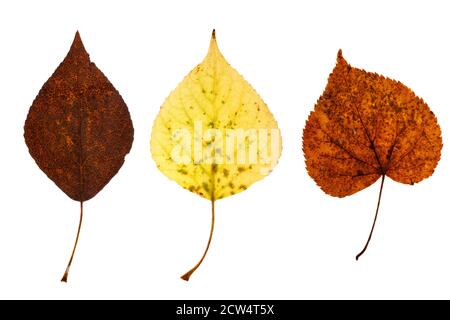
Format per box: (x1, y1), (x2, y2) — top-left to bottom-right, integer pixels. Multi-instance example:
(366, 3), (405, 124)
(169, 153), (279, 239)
(151, 30), (282, 280)
(24, 31), (134, 282)
(302, 50), (442, 260)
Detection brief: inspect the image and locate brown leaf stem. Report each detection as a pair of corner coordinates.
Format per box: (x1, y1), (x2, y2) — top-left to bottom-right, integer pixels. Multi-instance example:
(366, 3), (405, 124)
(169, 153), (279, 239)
(181, 200), (215, 281)
(356, 174), (385, 261)
(61, 201), (84, 282)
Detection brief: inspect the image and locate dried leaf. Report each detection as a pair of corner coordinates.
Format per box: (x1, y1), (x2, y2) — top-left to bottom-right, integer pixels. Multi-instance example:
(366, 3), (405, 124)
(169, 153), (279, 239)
(303, 50), (442, 259)
(24, 32), (134, 282)
(151, 30), (281, 280)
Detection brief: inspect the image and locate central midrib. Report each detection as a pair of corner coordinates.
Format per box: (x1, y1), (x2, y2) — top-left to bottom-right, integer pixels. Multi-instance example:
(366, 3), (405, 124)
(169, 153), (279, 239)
(78, 81), (85, 203)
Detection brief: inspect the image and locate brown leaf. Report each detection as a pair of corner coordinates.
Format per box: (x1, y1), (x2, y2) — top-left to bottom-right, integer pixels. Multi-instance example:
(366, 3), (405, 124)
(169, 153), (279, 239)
(24, 32), (134, 281)
(302, 50), (442, 259)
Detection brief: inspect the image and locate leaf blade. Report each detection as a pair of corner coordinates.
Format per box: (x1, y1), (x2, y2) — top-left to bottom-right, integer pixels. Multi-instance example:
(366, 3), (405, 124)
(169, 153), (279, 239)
(151, 31), (281, 200)
(24, 32), (134, 202)
(303, 50), (442, 197)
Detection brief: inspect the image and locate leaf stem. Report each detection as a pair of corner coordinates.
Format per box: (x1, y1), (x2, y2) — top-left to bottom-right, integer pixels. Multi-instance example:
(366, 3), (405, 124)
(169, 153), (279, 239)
(356, 175), (385, 261)
(61, 201), (84, 282)
(181, 200), (215, 281)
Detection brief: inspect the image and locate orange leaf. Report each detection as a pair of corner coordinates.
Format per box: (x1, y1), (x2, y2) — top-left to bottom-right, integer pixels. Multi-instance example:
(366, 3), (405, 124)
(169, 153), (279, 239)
(302, 50), (442, 259)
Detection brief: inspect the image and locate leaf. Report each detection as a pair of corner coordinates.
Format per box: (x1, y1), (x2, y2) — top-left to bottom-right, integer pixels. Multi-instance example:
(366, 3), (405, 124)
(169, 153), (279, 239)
(24, 31), (134, 282)
(302, 50), (442, 260)
(151, 30), (281, 280)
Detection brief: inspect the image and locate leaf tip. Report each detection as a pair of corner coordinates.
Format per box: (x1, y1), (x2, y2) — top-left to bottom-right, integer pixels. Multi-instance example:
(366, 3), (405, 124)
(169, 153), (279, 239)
(206, 29), (220, 58)
(209, 29), (218, 47)
(73, 30), (83, 45)
(337, 49), (345, 63)
(69, 30), (89, 61)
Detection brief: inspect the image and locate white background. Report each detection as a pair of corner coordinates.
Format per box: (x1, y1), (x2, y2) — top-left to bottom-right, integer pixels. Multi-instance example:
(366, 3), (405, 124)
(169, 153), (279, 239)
(0, 0), (449, 299)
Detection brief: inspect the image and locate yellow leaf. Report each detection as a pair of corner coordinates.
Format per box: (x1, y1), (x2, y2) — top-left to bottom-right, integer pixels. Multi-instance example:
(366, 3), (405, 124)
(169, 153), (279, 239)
(151, 31), (281, 200)
(150, 30), (282, 280)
